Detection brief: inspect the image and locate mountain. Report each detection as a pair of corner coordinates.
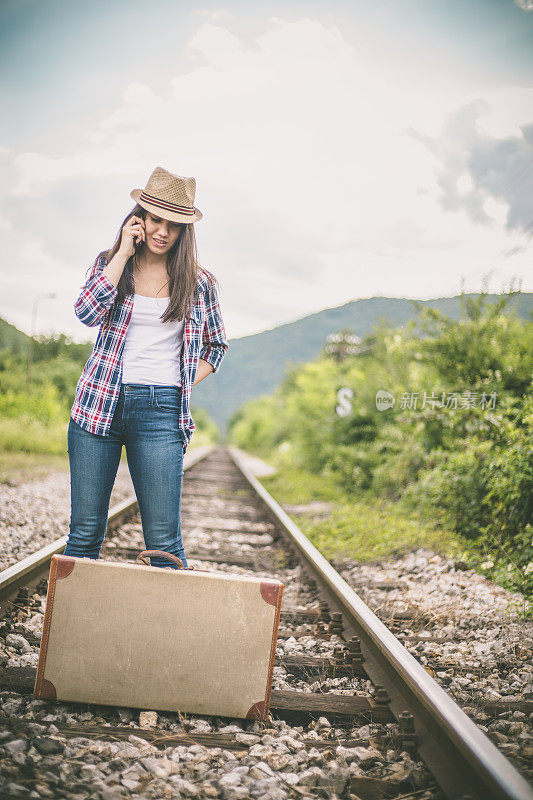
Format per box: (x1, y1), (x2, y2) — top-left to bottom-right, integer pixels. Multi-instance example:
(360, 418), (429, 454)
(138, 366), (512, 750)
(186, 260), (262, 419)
(3, 293), (532, 434)
(0, 316), (31, 356)
(192, 292), (533, 433)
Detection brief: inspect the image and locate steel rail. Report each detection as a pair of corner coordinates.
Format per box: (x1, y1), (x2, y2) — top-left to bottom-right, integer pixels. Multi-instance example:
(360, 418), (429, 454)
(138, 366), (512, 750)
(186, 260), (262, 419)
(0, 445), (214, 610)
(228, 446), (533, 800)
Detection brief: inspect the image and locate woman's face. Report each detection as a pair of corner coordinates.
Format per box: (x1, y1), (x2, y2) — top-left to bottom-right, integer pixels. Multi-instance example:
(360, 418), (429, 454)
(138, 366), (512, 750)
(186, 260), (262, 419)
(143, 212), (183, 255)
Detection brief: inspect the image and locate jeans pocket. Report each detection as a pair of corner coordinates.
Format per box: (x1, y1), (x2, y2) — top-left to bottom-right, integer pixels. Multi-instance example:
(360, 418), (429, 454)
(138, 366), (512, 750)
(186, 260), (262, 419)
(154, 393), (181, 412)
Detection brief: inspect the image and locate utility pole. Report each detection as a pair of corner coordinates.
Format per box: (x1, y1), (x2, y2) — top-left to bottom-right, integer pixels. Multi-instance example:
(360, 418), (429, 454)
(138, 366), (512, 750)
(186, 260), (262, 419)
(324, 332), (377, 362)
(26, 292), (56, 387)
(324, 331), (361, 362)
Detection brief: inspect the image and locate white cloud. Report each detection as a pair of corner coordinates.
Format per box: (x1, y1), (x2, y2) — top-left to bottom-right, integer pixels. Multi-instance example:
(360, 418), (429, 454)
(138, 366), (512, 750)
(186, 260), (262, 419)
(457, 174), (474, 194)
(407, 99), (533, 231)
(483, 197), (509, 227)
(0, 219), (93, 340)
(192, 8), (234, 23)
(2, 16), (532, 337)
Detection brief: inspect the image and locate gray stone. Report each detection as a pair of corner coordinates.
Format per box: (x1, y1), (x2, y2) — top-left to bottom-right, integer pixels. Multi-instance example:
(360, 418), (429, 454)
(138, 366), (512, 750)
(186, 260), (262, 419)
(138, 710), (158, 728)
(79, 763), (103, 780)
(280, 735), (301, 753)
(307, 746), (323, 765)
(264, 752), (290, 771)
(218, 724), (244, 734)
(351, 745), (384, 768)
(34, 737), (64, 755)
(2, 784), (29, 798)
(248, 777), (282, 799)
(25, 723), (46, 736)
(222, 786), (249, 800)
(296, 767), (323, 787)
(280, 772), (300, 786)
(320, 764), (350, 792)
(4, 739), (28, 755)
(2, 698), (24, 715)
(32, 784), (54, 799)
(335, 745), (359, 763)
(121, 765), (146, 781)
(248, 743), (271, 758)
(249, 762), (274, 780)
(140, 756), (179, 778)
(168, 776), (202, 796)
(6, 634), (31, 653)
(197, 782), (220, 798)
(120, 778), (140, 790)
(190, 719), (213, 733)
(220, 771), (243, 786)
(100, 787), (127, 800)
(235, 732), (261, 745)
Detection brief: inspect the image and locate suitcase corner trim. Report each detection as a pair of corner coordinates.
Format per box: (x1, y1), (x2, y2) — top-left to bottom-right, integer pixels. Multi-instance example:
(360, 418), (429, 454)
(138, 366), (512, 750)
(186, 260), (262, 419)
(260, 579), (283, 606)
(34, 555), (63, 699)
(257, 580), (284, 719)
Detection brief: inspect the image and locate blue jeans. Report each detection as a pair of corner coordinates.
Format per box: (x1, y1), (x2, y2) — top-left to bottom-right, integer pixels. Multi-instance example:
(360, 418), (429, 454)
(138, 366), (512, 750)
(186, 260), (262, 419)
(65, 383), (187, 570)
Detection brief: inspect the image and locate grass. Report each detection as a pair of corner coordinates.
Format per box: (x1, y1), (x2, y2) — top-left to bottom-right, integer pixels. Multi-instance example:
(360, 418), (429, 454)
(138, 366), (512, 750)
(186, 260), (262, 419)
(296, 498), (462, 563)
(257, 453), (530, 614)
(260, 463), (464, 564)
(0, 417), (68, 457)
(0, 428), (217, 487)
(0, 450), (70, 486)
(260, 464), (345, 505)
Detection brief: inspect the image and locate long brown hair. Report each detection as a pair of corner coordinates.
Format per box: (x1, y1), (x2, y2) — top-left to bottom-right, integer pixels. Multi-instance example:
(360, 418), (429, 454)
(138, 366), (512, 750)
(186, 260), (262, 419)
(99, 204), (218, 325)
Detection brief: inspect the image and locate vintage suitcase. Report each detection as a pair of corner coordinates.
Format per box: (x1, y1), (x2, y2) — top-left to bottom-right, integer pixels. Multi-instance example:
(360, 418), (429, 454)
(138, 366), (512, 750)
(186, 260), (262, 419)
(34, 551), (284, 720)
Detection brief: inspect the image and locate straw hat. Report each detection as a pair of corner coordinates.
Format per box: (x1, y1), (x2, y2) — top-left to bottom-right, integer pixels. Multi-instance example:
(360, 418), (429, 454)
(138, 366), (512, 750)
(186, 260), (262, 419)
(130, 166), (203, 224)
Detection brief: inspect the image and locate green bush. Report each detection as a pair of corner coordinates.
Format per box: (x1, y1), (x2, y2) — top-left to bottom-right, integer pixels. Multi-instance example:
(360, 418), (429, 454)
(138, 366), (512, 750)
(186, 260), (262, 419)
(0, 415), (67, 455)
(404, 441), (493, 539)
(371, 438), (427, 500)
(0, 330), (223, 459)
(229, 289), (533, 600)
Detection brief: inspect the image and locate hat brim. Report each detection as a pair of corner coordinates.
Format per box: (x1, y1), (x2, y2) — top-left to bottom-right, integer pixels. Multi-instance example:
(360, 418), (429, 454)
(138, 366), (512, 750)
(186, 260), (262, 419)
(130, 189), (203, 224)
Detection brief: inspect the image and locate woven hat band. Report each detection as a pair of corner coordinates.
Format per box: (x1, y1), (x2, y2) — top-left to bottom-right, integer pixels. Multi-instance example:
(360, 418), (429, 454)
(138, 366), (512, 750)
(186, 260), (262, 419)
(140, 190), (195, 216)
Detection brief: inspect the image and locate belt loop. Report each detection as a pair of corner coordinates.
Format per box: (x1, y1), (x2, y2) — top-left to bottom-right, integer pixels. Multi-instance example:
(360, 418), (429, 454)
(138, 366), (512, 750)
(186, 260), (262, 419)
(150, 384), (155, 405)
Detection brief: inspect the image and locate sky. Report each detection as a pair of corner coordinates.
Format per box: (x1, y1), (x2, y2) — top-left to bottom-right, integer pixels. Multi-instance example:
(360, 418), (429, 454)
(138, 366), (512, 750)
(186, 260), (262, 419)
(0, 0), (532, 343)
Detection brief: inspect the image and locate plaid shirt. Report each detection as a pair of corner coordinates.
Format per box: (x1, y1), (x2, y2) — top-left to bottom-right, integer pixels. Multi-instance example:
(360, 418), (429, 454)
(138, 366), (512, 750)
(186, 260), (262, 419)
(70, 253), (228, 452)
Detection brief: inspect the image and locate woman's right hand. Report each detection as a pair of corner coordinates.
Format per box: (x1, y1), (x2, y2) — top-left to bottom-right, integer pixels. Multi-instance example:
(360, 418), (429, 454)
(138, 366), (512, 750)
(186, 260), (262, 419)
(118, 216), (146, 259)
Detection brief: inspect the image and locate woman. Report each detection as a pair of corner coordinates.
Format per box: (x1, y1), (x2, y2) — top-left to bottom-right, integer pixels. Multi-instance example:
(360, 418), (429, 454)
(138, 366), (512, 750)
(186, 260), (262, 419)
(64, 166), (229, 570)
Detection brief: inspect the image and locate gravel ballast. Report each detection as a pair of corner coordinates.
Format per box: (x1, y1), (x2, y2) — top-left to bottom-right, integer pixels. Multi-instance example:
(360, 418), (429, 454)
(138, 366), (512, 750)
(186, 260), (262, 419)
(0, 463), (135, 572)
(0, 448), (531, 797)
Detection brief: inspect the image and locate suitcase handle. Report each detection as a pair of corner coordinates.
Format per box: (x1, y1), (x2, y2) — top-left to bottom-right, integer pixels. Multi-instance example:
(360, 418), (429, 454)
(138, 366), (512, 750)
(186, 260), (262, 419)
(136, 550), (190, 569)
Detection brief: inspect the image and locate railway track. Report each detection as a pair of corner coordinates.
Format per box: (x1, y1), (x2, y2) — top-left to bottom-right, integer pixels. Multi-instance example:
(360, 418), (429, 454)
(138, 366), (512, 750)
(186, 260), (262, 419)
(0, 445), (531, 800)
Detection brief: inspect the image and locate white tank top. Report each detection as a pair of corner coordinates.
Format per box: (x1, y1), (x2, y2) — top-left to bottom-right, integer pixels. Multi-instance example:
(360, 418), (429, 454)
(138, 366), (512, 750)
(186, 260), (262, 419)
(121, 294), (185, 386)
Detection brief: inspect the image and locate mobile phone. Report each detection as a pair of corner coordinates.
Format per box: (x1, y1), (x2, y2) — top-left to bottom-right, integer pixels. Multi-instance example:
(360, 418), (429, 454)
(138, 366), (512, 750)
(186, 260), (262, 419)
(134, 218), (145, 248)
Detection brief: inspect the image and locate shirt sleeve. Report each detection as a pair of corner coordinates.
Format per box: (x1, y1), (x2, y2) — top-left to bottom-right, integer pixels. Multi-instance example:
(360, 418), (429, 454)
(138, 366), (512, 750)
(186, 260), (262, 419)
(74, 254), (118, 327)
(199, 279), (229, 373)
